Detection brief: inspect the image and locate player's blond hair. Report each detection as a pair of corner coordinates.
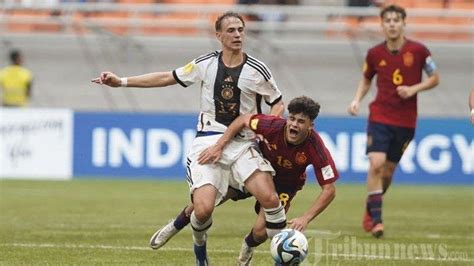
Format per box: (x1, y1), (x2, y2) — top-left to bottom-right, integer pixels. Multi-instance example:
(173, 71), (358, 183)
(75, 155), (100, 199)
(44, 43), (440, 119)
(215, 11), (246, 32)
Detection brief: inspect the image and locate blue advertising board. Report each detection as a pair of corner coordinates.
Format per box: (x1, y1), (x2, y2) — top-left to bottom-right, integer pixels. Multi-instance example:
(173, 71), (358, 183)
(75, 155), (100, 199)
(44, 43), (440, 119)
(73, 112), (197, 179)
(73, 112), (473, 184)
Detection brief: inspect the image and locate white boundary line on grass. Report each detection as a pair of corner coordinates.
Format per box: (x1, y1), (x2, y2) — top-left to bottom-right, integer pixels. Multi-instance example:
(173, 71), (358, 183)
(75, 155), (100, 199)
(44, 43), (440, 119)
(1, 243), (472, 263)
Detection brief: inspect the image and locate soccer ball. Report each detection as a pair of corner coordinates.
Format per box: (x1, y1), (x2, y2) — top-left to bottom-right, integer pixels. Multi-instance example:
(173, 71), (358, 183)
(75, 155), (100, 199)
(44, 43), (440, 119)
(270, 229), (308, 265)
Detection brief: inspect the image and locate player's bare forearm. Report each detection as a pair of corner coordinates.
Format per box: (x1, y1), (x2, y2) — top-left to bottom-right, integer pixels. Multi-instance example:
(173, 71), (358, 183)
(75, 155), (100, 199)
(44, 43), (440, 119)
(413, 72), (440, 94)
(354, 78), (371, 102)
(301, 183), (336, 223)
(126, 72), (177, 88)
(216, 114), (251, 147)
(91, 71), (177, 88)
(198, 114), (252, 164)
(397, 72), (439, 99)
(270, 99), (285, 117)
(348, 78), (371, 115)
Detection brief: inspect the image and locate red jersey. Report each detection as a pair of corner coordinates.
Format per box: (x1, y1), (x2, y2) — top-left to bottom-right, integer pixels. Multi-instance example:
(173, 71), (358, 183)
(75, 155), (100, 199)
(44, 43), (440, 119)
(250, 114), (339, 190)
(364, 39), (432, 128)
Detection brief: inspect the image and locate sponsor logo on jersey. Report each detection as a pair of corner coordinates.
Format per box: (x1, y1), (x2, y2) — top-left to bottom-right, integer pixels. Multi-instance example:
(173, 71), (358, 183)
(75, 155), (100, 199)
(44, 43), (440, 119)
(403, 52), (414, 67)
(224, 75), (233, 83)
(295, 152), (307, 165)
(378, 59), (387, 67)
(322, 165), (335, 180)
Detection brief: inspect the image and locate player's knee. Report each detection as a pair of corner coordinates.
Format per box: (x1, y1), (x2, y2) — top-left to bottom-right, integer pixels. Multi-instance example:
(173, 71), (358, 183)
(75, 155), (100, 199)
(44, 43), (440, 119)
(260, 192), (280, 209)
(252, 185), (279, 208)
(369, 163), (384, 175)
(192, 201), (214, 222)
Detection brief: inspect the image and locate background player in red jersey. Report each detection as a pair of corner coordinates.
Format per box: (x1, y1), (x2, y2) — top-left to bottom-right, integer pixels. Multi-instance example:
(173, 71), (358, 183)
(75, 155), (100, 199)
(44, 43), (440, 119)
(347, 5), (440, 238)
(151, 96), (338, 266)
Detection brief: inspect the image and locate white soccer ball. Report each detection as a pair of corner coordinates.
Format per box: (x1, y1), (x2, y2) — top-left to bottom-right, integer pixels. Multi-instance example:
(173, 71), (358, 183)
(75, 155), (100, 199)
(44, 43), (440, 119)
(270, 229), (308, 265)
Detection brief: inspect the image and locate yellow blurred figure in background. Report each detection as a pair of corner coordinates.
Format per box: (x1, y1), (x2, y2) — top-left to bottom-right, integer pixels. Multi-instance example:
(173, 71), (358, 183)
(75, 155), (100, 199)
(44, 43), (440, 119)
(0, 49), (33, 107)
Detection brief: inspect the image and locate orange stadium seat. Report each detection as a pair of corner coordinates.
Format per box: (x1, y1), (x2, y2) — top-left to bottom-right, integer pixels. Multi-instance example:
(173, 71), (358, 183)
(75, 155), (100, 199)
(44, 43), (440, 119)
(119, 0), (156, 3)
(6, 10), (62, 33)
(447, 0), (474, 9)
(163, 0), (235, 4)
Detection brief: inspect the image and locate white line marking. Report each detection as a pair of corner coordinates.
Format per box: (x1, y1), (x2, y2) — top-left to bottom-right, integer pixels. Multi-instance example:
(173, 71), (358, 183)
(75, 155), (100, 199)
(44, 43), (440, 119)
(1, 243), (472, 262)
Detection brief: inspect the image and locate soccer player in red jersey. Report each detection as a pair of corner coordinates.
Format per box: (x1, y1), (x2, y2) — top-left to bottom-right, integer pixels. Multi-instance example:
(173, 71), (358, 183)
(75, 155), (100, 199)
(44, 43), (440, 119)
(200, 96), (338, 264)
(151, 96), (338, 265)
(347, 4), (440, 238)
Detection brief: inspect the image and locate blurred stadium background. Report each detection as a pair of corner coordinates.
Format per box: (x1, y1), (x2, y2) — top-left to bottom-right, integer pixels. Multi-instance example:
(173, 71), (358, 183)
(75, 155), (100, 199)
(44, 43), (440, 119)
(0, 0), (473, 265)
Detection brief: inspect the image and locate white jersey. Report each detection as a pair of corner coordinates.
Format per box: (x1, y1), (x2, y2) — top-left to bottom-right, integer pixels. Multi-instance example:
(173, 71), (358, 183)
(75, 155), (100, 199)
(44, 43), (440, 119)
(173, 51), (282, 138)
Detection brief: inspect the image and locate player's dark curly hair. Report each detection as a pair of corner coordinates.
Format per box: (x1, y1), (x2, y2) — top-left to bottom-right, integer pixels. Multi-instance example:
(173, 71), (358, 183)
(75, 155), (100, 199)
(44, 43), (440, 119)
(287, 96), (320, 121)
(380, 4), (407, 20)
(215, 11), (245, 31)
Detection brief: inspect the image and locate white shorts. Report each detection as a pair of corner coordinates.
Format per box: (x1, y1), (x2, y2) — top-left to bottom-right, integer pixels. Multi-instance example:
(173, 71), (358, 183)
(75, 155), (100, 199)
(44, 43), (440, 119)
(226, 144), (275, 192)
(186, 134), (274, 205)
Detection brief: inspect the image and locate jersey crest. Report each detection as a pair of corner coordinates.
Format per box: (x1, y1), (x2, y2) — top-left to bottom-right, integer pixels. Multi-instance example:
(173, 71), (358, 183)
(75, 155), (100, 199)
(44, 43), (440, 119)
(295, 152), (307, 165)
(221, 87), (234, 100)
(403, 52), (414, 67)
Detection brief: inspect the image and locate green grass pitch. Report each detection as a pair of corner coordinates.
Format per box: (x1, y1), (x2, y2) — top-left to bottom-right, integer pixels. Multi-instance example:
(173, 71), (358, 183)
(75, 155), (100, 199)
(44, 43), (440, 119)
(0, 179), (472, 265)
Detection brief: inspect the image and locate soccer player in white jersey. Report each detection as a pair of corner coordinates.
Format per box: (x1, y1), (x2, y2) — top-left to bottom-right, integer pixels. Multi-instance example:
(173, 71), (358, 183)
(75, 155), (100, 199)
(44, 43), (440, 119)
(92, 12), (287, 265)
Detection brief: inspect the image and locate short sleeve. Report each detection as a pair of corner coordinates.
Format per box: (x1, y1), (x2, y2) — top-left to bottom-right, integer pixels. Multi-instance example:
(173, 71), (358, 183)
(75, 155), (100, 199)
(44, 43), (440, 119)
(247, 59), (282, 106)
(419, 45), (437, 76)
(363, 49), (376, 81)
(249, 114), (283, 136)
(172, 60), (203, 88)
(260, 76), (283, 106)
(310, 133), (339, 186)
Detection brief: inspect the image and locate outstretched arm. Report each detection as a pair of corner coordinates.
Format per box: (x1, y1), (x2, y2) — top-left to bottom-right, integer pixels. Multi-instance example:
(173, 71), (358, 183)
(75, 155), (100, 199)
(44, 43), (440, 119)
(348, 78), (371, 116)
(91, 71), (177, 88)
(197, 114), (253, 164)
(287, 183), (336, 232)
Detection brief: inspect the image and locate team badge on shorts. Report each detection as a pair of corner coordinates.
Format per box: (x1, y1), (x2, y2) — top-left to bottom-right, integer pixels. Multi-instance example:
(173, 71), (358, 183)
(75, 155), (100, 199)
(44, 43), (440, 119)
(403, 52), (414, 67)
(295, 152), (307, 165)
(367, 135), (373, 147)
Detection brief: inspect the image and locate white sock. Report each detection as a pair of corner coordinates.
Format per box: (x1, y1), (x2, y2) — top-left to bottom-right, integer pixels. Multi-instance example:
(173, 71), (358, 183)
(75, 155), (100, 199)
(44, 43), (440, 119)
(190, 211), (212, 246)
(263, 202), (286, 238)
